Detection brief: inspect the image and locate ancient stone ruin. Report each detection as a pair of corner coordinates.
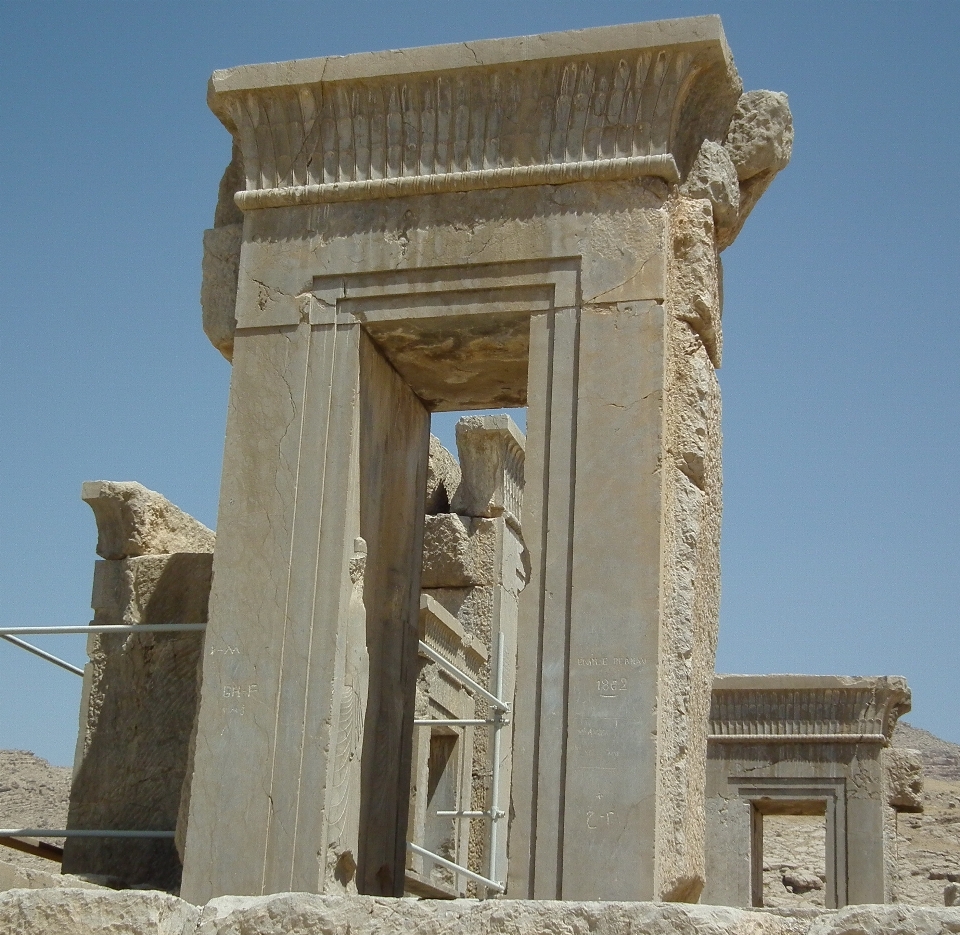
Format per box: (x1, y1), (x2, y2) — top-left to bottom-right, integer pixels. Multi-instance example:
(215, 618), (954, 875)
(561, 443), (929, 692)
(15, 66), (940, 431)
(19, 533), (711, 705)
(186, 14), (792, 906)
(7, 15), (955, 935)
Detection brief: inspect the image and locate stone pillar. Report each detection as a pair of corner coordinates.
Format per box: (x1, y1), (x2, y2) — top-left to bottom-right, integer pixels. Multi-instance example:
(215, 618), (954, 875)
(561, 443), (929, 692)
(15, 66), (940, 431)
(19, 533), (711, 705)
(184, 16), (791, 901)
(66, 482), (213, 891)
(180, 317), (428, 902)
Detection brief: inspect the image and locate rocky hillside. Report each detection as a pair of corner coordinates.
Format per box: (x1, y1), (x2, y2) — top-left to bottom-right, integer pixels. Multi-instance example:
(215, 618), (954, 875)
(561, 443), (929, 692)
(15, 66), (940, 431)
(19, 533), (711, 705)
(0, 750), (71, 875)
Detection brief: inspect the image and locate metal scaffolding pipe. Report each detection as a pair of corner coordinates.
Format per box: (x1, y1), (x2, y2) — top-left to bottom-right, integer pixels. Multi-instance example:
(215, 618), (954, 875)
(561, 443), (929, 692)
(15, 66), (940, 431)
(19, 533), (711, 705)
(406, 841), (503, 894)
(0, 829), (175, 839)
(0, 624), (207, 636)
(418, 641), (508, 713)
(0, 635), (83, 676)
(488, 632), (506, 889)
(413, 718), (492, 727)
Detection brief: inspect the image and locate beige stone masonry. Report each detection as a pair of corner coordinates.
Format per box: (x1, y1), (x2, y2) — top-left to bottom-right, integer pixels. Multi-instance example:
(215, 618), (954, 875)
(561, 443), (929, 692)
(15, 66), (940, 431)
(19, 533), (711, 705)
(66, 483), (213, 891)
(703, 675), (914, 909)
(186, 15), (792, 903)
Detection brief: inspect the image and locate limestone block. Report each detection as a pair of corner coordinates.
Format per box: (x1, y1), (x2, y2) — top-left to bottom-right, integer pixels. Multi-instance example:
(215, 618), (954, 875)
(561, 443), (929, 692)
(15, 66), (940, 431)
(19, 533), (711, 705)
(0, 862), (106, 893)
(68, 485), (213, 890)
(196, 893), (786, 935)
(724, 90), (794, 182)
(81, 481), (214, 560)
(680, 140), (740, 233)
(946, 883), (960, 906)
(451, 415), (525, 520)
(884, 748), (924, 813)
(201, 224), (242, 363)
(420, 515), (496, 589)
(66, 555), (211, 890)
(213, 141), (244, 228)
(425, 435), (462, 515)
(807, 905), (960, 935)
(669, 197), (723, 367)
(0, 887), (199, 935)
(718, 90), (794, 249)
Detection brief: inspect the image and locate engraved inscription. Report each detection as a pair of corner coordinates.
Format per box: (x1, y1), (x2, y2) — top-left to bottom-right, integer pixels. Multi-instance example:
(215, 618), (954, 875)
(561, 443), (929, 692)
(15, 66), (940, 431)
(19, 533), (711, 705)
(597, 677), (628, 697)
(576, 655), (647, 667)
(587, 810), (616, 830)
(222, 683), (258, 699)
(210, 645), (240, 656)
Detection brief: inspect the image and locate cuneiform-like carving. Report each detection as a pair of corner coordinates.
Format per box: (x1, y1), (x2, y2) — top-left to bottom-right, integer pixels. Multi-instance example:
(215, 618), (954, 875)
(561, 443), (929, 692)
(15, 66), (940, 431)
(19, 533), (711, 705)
(217, 47), (729, 208)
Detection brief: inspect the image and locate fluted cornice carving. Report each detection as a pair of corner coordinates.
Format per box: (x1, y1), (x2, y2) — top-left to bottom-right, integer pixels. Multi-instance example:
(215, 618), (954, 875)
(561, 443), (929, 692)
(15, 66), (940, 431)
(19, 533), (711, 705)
(208, 18), (741, 210)
(709, 675), (911, 744)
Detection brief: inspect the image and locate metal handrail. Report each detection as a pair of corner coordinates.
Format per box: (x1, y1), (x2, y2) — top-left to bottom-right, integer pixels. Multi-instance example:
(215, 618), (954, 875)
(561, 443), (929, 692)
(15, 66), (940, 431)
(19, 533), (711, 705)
(0, 625), (207, 677)
(0, 635), (83, 676)
(0, 829), (175, 838)
(411, 634), (509, 896)
(407, 841), (504, 894)
(418, 641), (508, 713)
(0, 624), (207, 635)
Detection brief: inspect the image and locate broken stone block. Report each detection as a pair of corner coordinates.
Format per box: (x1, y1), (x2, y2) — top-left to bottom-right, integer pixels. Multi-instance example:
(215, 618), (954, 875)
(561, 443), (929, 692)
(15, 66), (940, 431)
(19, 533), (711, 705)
(885, 747), (924, 813)
(723, 90), (794, 182)
(425, 434), (462, 515)
(420, 514), (496, 589)
(65, 483), (214, 891)
(450, 415), (524, 520)
(80, 481), (214, 560)
(201, 224), (242, 362)
(680, 140), (740, 233)
(717, 90), (794, 249)
(0, 888), (199, 935)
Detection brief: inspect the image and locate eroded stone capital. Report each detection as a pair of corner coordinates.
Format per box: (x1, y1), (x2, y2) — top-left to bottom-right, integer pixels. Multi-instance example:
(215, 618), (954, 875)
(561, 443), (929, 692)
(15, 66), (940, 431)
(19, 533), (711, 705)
(207, 18), (742, 211)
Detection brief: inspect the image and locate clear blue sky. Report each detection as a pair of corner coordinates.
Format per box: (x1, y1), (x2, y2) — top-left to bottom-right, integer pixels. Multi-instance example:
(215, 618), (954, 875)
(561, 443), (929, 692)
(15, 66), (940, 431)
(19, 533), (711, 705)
(1, 2), (958, 767)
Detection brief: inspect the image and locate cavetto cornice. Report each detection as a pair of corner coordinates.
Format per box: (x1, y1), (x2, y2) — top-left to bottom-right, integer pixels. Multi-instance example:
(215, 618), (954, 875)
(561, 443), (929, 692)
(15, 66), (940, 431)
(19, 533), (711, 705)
(207, 17), (741, 210)
(709, 675), (912, 744)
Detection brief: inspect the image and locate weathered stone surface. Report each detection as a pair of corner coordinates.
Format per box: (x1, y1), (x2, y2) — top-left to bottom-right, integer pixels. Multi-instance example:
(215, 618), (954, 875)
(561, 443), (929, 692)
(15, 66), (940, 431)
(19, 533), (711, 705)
(185, 15), (785, 903)
(451, 415), (525, 520)
(81, 481), (214, 560)
(0, 863), (106, 893)
(724, 90), (794, 182)
(885, 748), (924, 813)
(66, 485), (213, 890)
(649, 195), (725, 902)
(201, 141), (244, 361)
(0, 887), (199, 935)
(669, 196), (723, 367)
(198, 895), (782, 935)
(717, 90), (794, 249)
(421, 514), (496, 589)
(8, 887), (960, 935)
(680, 140), (740, 232)
(945, 883), (960, 906)
(67, 554), (212, 889)
(425, 434), (462, 515)
(704, 676), (913, 909)
(807, 904), (960, 935)
(201, 225), (242, 363)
